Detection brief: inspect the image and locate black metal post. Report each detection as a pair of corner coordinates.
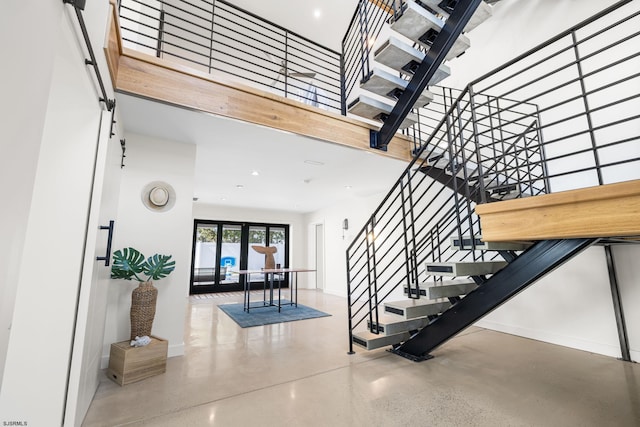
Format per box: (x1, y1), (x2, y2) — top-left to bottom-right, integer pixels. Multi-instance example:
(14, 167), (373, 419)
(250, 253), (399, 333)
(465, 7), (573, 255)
(400, 177), (414, 297)
(469, 86), (487, 206)
(371, 0), (482, 150)
(347, 248), (355, 354)
(208, 1), (216, 72)
(572, 31), (603, 185)
(284, 33), (289, 98)
(604, 245), (631, 362)
(340, 45), (347, 115)
(157, 10), (165, 59)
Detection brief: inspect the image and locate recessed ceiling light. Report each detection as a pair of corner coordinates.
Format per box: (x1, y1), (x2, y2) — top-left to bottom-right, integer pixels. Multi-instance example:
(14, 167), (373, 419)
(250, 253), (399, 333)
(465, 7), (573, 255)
(313, 8), (322, 19)
(345, 186), (352, 190)
(304, 160), (324, 166)
(221, 197), (227, 201)
(251, 170), (259, 176)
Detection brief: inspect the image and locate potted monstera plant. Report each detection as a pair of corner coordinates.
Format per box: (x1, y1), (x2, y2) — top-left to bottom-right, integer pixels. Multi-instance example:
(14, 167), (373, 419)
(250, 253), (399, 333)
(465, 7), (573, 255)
(111, 247), (175, 341)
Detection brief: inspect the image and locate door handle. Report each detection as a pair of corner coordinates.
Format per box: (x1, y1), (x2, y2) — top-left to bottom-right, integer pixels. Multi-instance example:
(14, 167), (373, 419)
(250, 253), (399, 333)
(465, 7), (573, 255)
(96, 220), (115, 266)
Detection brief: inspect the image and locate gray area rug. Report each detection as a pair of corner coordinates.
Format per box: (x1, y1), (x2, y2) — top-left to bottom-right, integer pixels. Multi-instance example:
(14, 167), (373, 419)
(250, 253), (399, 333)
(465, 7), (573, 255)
(219, 300), (331, 328)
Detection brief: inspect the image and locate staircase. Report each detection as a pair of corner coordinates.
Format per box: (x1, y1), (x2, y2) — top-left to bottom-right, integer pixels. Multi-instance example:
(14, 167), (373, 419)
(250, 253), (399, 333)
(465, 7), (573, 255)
(346, 1), (640, 361)
(347, 0), (493, 143)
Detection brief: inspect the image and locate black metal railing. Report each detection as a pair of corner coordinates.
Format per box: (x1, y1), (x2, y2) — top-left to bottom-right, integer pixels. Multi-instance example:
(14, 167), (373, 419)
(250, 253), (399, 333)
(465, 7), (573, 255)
(347, 0), (640, 351)
(341, 0), (399, 113)
(118, 0), (342, 112)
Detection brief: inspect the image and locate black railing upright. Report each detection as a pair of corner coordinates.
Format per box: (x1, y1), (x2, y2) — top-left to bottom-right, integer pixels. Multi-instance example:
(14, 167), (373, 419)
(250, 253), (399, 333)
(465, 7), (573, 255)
(347, 0), (640, 353)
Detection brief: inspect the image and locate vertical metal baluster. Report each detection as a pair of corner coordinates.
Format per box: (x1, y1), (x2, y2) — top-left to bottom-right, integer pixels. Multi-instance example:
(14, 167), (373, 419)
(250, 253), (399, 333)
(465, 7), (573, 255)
(347, 248), (355, 354)
(536, 104), (551, 194)
(208, 0), (216, 73)
(400, 175), (414, 297)
(156, 9), (165, 59)
(370, 216), (379, 334)
(365, 220), (375, 333)
(572, 31), (603, 185)
(340, 40), (347, 115)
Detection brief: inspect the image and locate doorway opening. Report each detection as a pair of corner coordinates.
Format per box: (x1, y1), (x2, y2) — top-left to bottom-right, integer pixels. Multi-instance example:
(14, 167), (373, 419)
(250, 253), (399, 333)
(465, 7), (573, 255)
(190, 220), (290, 294)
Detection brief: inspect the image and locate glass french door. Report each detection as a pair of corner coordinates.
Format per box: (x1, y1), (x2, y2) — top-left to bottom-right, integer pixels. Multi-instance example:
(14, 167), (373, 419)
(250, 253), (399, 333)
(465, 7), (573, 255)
(190, 220), (289, 294)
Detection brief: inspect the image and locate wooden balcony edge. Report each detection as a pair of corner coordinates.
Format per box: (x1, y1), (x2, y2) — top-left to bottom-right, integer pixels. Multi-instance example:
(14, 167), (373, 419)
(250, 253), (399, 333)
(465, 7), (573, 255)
(476, 180), (640, 241)
(105, 0), (122, 88)
(103, 7), (412, 162)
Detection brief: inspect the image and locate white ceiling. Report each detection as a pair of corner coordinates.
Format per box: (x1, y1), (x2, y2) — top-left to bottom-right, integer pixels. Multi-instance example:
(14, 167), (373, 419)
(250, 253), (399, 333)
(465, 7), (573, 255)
(222, 0), (361, 51)
(116, 93), (408, 213)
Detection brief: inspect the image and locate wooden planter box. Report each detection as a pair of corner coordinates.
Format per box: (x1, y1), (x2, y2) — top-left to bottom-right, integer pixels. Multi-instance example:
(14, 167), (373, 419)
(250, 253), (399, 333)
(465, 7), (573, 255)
(107, 336), (168, 386)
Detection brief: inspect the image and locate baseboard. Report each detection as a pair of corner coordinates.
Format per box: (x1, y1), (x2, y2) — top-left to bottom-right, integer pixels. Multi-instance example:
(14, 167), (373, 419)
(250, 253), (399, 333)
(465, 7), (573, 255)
(168, 342), (184, 358)
(100, 341), (185, 369)
(475, 319), (622, 359)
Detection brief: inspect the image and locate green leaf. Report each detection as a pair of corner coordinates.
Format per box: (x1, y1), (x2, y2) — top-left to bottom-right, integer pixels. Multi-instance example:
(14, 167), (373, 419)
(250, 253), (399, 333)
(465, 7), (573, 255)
(143, 254), (175, 281)
(111, 248), (145, 281)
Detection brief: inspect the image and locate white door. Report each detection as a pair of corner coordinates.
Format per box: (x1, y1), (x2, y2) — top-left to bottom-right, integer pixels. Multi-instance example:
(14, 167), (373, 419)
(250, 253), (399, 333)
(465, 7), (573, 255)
(315, 224), (325, 290)
(64, 109), (122, 425)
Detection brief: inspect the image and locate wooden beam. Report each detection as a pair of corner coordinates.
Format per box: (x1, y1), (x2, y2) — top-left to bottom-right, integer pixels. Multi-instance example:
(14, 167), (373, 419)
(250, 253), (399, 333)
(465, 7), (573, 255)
(475, 180), (640, 241)
(105, 0), (122, 87)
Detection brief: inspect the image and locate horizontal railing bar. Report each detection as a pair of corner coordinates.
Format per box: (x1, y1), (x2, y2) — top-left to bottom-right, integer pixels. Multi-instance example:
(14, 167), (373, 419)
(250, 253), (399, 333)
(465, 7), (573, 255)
(212, 0), (339, 55)
(470, 0), (634, 89)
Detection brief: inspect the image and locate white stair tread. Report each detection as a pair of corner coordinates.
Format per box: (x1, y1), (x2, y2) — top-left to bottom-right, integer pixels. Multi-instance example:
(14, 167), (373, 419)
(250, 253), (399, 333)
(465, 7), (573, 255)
(352, 330), (410, 350)
(423, 152), (479, 179)
(374, 37), (451, 84)
(347, 95), (418, 129)
(361, 68), (434, 107)
(451, 236), (532, 251)
(390, 0), (470, 60)
(368, 314), (431, 335)
(425, 260), (508, 276)
(384, 300), (450, 319)
(427, 280), (478, 299)
(419, 0), (493, 32)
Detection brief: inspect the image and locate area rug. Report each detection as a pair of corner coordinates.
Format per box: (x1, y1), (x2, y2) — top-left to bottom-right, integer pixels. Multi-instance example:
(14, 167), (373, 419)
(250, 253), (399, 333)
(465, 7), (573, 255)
(218, 300), (331, 328)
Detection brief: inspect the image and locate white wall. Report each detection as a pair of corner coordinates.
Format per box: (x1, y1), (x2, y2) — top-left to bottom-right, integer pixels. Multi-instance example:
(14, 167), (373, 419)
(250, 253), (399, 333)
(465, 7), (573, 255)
(0, 0), (61, 386)
(193, 204), (308, 285)
(476, 246), (622, 358)
(444, 0), (624, 89)
(304, 191), (407, 299)
(102, 133), (196, 365)
(0, 4), (110, 423)
(609, 245), (640, 362)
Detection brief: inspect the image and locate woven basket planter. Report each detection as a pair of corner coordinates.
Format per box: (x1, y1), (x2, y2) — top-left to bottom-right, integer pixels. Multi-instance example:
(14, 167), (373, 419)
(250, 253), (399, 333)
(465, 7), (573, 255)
(130, 281), (158, 340)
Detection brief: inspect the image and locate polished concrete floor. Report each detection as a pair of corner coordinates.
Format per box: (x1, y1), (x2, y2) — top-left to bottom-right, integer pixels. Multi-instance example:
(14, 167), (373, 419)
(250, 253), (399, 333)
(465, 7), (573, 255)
(83, 290), (640, 426)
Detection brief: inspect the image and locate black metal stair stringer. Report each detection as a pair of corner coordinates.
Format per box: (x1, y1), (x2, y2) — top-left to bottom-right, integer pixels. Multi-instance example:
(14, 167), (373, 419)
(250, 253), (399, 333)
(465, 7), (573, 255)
(371, 0), (483, 150)
(418, 165), (489, 204)
(393, 238), (597, 358)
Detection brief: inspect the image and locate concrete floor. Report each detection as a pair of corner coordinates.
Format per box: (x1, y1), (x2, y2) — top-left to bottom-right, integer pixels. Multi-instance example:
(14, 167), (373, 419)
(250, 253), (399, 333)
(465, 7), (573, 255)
(83, 290), (640, 426)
